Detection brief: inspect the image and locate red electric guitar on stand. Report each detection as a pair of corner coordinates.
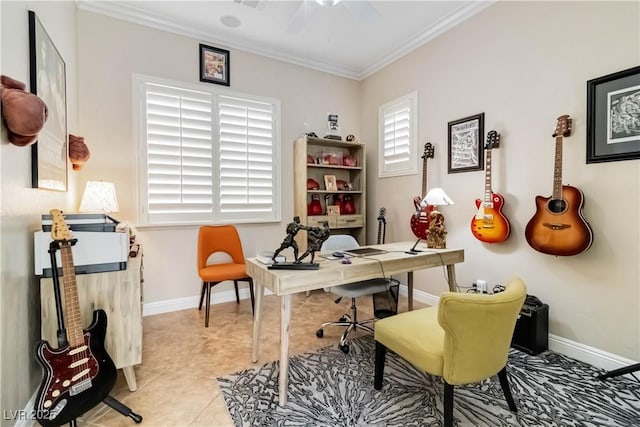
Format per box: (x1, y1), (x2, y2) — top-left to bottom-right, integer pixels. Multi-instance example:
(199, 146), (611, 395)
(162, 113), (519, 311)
(410, 142), (435, 239)
(471, 130), (511, 243)
(525, 115), (593, 256)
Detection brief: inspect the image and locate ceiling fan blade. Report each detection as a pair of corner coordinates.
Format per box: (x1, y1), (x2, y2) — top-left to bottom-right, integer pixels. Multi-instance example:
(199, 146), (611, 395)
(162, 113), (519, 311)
(285, 0), (321, 33)
(341, 0), (381, 23)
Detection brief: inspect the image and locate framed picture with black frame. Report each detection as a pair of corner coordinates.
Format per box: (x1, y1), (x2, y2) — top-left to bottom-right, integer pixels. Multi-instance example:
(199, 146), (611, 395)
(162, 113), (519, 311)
(448, 113), (484, 173)
(29, 10), (68, 191)
(199, 43), (230, 86)
(587, 65), (640, 164)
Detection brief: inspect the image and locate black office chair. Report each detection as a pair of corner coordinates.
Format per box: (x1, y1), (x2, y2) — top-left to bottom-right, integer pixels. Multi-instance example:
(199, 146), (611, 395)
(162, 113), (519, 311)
(315, 234), (398, 354)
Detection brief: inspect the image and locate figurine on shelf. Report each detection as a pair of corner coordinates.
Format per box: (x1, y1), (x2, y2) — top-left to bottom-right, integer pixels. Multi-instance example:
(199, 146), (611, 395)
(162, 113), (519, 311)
(272, 216), (303, 262)
(296, 221), (330, 264)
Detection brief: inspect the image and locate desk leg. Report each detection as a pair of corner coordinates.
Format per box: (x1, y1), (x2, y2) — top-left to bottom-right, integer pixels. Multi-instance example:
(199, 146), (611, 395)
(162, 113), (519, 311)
(446, 264), (457, 292)
(407, 271), (414, 311)
(251, 283), (265, 363)
(278, 294), (292, 406)
(122, 366), (137, 391)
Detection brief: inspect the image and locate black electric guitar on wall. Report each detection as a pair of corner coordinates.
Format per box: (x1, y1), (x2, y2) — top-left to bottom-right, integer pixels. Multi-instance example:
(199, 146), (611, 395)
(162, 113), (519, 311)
(34, 209), (117, 426)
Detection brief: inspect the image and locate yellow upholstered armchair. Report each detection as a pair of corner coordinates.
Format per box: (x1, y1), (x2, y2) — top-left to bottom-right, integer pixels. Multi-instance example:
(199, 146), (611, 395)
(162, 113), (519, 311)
(374, 277), (527, 427)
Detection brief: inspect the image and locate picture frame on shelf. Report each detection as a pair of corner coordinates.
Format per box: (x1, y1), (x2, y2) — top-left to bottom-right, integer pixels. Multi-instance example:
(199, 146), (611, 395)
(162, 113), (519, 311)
(327, 205), (341, 216)
(448, 113), (484, 173)
(29, 10), (68, 191)
(199, 43), (230, 86)
(324, 175), (337, 191)
(587, 65), (640, 163)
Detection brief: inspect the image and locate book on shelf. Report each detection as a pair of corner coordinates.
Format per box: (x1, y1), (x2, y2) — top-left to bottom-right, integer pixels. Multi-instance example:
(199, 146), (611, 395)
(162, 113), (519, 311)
(256, 251), (286, 265)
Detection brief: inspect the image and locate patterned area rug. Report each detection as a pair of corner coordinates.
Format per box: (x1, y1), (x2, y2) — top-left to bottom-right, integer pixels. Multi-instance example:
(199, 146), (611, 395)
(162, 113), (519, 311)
(218, 337), (640, 426)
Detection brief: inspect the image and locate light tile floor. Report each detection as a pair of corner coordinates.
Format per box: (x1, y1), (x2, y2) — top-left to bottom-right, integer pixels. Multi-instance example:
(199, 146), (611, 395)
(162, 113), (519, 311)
(78, 290), (422, 426)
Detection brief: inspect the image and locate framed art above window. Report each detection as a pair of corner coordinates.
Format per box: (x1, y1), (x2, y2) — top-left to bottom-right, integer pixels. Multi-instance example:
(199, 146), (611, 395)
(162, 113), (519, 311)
(587, 65), (640, 163)
(199, 43), (230, 86)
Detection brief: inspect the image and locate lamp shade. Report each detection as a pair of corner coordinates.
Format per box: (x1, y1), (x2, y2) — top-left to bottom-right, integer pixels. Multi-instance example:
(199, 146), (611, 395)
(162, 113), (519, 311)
(423, 188), (454, 206)
(79, 181), (120, 213)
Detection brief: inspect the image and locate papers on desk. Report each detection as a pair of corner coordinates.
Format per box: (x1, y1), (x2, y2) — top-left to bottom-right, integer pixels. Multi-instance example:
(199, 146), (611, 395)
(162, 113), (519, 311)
(319, 253), (354, 261)
(256, 252), (286, 265)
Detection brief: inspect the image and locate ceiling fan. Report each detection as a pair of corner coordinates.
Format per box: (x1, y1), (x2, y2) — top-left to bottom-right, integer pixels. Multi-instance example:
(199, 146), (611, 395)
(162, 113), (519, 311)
(286, 0), (381, 33)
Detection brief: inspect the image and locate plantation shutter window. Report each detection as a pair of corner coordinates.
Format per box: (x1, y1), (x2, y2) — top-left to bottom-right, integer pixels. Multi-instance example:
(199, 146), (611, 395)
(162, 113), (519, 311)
(378, 91), (418, 178)
(218, 96), (276, 221)
(144, 83), (214, 224)
(135, 75), (281, 226)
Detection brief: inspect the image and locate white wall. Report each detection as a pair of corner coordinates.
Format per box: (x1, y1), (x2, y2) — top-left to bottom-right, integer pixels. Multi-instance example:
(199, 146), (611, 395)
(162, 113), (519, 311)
(75, 10), (362, 305)
(0, 1), (78, 421)
(2, 1), (638, 418)
(361, 1), (640, 360)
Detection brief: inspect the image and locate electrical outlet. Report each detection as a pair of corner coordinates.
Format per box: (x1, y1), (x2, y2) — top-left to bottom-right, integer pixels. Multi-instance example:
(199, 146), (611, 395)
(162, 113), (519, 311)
(476, 279), (487, 293)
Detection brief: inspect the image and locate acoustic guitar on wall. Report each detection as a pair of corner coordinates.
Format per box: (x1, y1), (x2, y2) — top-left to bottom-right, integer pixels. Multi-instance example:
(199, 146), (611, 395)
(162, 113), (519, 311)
(525, 115), (593, 256)
(470, 130), (510, 243)
(34, 209), (117, 426)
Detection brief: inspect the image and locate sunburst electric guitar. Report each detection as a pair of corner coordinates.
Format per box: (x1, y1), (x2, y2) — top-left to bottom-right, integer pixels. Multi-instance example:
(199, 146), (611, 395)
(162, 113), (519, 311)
(471, 130), (510, 243)
(34, 209), (117, 426)
(525, 115), (593, 256)
(410, 142), (435, 239)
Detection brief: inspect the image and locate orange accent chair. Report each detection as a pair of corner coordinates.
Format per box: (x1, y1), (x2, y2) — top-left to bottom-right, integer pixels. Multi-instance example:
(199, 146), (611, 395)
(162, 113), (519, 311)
(197, 225), (254, 327)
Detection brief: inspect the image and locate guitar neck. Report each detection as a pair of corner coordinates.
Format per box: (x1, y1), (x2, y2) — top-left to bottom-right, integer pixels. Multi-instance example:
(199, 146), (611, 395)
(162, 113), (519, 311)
(421, 161), (428, 197)
(60, 243), (84, 347)
(484, 150), (493, 204)
(552, 136), (563, 199)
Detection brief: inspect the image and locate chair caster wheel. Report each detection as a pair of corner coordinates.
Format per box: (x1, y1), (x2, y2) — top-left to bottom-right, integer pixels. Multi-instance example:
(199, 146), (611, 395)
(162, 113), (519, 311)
(339, 344), (349, 354)
(339, 316), (348, 322)
(316, 329), (324, 338)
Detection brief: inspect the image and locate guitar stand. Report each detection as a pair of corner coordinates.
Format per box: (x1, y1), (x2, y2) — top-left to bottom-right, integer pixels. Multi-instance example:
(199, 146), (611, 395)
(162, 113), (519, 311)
(48, 242), (143, 426)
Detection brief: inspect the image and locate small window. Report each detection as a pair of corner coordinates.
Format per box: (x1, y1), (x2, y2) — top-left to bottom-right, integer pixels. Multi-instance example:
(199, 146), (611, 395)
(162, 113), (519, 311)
(134, 75), (281, 226)
(378, 91), (418, 178)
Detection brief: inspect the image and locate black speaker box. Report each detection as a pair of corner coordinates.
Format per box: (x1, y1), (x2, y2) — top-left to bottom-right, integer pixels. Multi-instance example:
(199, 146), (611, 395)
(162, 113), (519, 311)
(511, 303), (549, 355)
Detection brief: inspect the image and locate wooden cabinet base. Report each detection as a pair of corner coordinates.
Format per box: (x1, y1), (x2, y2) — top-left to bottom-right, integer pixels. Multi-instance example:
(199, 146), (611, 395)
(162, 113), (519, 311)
(40, 252), (143, 392)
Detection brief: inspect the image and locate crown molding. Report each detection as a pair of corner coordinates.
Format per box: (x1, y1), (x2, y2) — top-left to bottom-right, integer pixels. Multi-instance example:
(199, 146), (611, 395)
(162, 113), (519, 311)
(77, 0), (493, 81)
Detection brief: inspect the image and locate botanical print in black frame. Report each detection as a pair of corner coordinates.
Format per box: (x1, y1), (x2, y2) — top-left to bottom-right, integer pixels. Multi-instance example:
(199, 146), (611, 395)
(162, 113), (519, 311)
(587, 65), (640, 163)
(448, 113), (484, 173)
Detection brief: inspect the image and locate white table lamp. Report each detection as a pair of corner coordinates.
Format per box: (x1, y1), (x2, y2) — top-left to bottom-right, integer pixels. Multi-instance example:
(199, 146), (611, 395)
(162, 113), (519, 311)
(79, 181), (120, 221)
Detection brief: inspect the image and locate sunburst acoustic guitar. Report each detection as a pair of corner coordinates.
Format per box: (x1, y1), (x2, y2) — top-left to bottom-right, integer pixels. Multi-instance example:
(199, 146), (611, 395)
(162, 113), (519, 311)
(525, 115), (593, 256)
(471, 130), (510, 243)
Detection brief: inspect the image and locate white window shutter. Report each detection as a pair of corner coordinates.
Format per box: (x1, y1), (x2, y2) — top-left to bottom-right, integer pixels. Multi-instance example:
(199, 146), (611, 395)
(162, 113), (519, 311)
(143, 83), (214, 224)
(218, 96), (276, 221)
(378, 91), (418, 178)
(136, 76), (280, 226)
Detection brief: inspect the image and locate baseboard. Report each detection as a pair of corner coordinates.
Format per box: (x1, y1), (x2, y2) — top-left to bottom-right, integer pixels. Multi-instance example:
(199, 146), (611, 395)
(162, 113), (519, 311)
(403, 285), (637, 373)
(143, 287), (268, 317)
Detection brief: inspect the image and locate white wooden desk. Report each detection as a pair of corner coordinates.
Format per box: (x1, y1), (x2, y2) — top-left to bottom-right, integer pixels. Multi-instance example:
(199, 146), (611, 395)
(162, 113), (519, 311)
(247, 241), (464, 406)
